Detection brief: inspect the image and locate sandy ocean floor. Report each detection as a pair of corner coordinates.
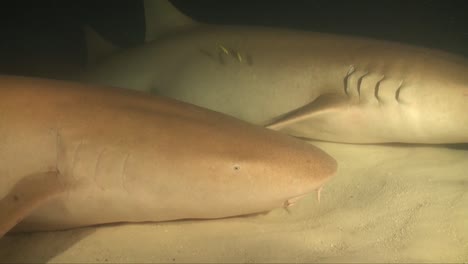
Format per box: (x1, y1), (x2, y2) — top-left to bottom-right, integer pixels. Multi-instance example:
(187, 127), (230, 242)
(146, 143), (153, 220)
(1, 141), (467, 263)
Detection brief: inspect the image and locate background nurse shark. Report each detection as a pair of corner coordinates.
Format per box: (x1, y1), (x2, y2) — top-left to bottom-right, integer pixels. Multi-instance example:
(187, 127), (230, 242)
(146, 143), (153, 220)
(80, 0), (468, 144)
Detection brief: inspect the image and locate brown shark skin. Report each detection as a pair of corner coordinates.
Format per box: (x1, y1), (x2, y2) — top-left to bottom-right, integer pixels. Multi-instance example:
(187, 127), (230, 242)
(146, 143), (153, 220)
(0, 75), (336, 234)
(81, 24), (468, 144)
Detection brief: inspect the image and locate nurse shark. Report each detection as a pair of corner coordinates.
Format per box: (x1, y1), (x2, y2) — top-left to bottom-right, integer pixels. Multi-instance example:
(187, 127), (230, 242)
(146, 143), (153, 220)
(81, 0), (468, 144)
(0, 75), (336, 237)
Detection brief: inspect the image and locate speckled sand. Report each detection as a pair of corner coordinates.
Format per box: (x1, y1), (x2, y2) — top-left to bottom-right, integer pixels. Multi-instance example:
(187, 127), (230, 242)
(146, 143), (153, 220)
(1, 141), (467, 263)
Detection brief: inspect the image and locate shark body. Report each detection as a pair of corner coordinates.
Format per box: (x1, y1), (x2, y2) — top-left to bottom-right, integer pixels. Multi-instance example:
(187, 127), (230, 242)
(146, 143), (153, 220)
(0, 75), (336, 237)
(81, 1), (468, 144)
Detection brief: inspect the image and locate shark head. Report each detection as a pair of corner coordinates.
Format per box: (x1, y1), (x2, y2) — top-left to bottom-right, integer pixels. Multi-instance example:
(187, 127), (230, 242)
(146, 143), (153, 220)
(181, 121), (337, 218)
(201, 122), (337, 209)
(120, 99), (338, 220)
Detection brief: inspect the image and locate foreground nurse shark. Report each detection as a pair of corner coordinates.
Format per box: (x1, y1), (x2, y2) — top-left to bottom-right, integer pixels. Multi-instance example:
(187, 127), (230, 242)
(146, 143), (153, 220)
(81, 0), (468, 144)
(0, 75), (336, 237)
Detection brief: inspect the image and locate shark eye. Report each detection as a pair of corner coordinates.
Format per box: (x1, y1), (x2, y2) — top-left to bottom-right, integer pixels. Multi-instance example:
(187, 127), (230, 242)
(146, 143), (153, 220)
(233, 165), (241, 171)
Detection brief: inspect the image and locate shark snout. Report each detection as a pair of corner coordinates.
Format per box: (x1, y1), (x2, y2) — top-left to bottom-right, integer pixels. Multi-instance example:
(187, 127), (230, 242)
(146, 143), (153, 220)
(273, 140), (338, 201)
(305, 144), (338, 183)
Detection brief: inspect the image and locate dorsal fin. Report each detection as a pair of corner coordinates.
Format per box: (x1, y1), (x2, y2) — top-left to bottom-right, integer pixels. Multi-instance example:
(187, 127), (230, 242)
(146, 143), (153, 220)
(144, 0), (198, 42)
(265, 94), (348, 130)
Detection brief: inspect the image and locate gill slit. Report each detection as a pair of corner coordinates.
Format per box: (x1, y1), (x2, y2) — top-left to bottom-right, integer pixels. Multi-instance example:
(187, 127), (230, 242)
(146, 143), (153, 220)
(344, 65), (355, 97)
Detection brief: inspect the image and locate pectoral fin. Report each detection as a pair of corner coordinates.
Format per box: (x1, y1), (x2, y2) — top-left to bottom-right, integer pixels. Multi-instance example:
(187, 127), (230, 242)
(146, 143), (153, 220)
(0, 171), (65, 237)
(265, 93), (348, 130)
